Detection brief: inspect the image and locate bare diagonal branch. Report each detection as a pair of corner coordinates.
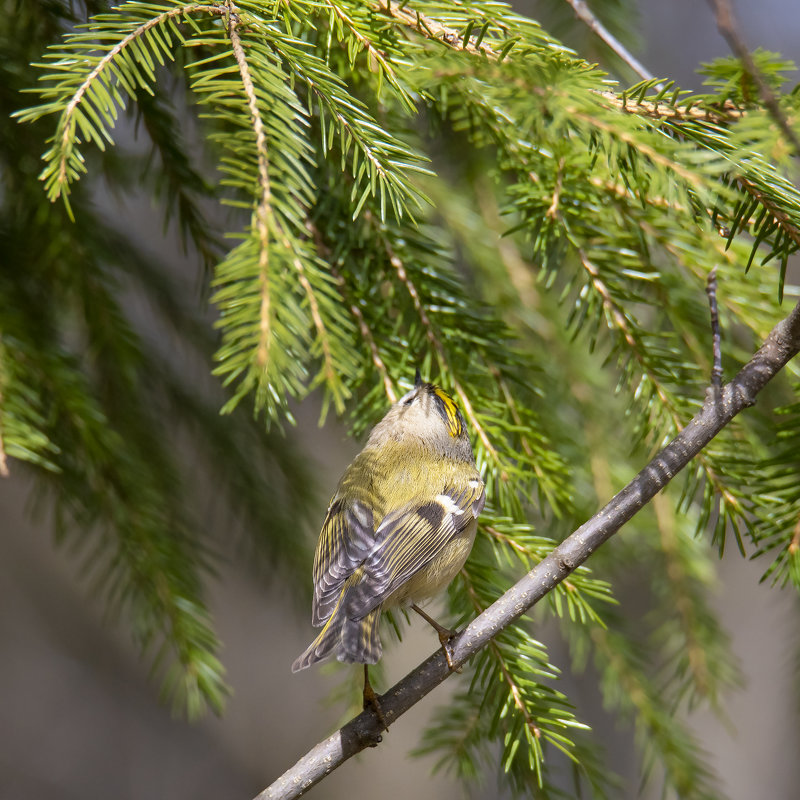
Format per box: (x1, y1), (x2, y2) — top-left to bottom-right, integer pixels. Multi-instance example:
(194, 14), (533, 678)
(259, 297), (800, 800)
(563, 0), (659, 85)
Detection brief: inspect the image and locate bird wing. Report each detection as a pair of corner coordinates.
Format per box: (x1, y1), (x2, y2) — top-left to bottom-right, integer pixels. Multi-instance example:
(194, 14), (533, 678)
(343, 477), (485, 620)
(311, 496), (375, 626)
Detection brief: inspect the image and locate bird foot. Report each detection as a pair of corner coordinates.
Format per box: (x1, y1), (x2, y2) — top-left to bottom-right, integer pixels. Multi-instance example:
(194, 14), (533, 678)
(411, 603), (462, 672)
(362, 665), (389, 734)
(437, 630), (462, 673)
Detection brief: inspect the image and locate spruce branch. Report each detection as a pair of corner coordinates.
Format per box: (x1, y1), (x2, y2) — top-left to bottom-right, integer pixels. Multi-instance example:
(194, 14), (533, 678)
(14, 2), (226, 209)
(736, 176), (800, 251)
(588, 625), (718, 797)
(462, 573), (543, 739)
(374, 0), (742, 125)
(226, 3), (274, 373)
(52, 4), (196, 191)
(258, 297), (800, 800)
(322, 0), (411, 106)
(652, 493), (711, 698)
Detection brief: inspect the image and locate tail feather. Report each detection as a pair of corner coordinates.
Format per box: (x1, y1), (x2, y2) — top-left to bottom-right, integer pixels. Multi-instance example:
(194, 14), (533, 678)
(292, 591), (382, 672)
(291, 611), (344, 672)
(341, 607), (382, 665)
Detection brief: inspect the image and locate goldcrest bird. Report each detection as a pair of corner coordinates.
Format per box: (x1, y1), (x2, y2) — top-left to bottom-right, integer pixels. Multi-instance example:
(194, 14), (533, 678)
(292, 373), (485, 710)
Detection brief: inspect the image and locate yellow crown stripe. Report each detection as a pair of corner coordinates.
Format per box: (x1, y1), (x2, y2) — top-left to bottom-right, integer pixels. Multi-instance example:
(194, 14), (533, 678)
(434, 387), (463, 437)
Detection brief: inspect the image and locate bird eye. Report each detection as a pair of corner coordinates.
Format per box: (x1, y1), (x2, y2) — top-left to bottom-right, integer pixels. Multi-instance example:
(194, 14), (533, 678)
(399, 388), (416, 406)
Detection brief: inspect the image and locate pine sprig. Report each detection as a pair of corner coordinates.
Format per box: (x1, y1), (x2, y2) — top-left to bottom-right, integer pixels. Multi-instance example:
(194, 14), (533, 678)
(420, 563), (605, 795)
(0, 337), (60, 474)
(310, 179), (573, 515)
(14, 2), (220, 213)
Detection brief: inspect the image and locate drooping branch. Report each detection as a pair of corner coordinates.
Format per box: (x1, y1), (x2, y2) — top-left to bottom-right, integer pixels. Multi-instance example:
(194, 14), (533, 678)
(51, 4), (222, 195)
(258, 297), (800, 800)
(226, 3), (274, 371)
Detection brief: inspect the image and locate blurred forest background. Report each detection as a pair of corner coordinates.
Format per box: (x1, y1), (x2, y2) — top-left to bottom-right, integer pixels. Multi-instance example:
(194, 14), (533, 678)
(2, 1), (800, 799)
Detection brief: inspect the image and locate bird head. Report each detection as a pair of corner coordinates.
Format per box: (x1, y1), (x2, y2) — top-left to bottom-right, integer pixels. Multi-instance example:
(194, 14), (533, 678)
(365, 373), (474, 462)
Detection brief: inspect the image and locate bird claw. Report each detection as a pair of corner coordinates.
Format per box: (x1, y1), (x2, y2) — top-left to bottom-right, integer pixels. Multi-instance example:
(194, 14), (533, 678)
(362, 665), (389, 733)
(438, 631), (462, 673)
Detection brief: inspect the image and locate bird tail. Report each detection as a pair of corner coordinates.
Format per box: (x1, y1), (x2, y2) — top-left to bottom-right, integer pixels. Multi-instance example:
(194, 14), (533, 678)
(292, 590), (382, 672)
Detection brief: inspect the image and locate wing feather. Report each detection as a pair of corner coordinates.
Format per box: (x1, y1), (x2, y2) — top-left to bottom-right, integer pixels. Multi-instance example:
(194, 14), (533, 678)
(344, 479), (485, 619)
(311, 498), (374, 626)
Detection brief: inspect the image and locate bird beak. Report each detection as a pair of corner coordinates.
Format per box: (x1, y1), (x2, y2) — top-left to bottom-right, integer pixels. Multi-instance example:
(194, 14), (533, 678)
(414, 367), (422, 388)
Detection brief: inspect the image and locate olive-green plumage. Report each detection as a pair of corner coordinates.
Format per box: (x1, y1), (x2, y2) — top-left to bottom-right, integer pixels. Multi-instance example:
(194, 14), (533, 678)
(292, 379), (485, 672)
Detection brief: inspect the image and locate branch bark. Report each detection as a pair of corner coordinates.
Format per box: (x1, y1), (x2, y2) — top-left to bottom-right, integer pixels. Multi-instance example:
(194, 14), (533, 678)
(706, 0), (800, 158)
(563, 0), (660, 85)
(259, 298), (800, 800)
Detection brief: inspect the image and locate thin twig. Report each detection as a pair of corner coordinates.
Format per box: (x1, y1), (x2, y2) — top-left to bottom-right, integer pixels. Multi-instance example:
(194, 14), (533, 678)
(706, 0), (800, 158)
(736, 176), (800, 251)
(323, 0), (401, 87)
(545, 156), (565, 220)
(706, 267), (723, 394)
(563, 0), (661, 86)
(290, 248), (337, 389)
(576, 247), (675, 415)
(258, 298), (800, 800)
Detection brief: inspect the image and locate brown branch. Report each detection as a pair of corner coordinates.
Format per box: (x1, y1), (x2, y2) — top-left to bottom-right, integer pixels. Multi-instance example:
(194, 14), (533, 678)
(707, 0), (800, 158)
(257, 297), (800, 800)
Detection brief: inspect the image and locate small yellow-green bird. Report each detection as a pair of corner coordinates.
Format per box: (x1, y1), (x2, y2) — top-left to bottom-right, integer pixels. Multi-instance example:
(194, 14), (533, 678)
(292, 373), (485, 712)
